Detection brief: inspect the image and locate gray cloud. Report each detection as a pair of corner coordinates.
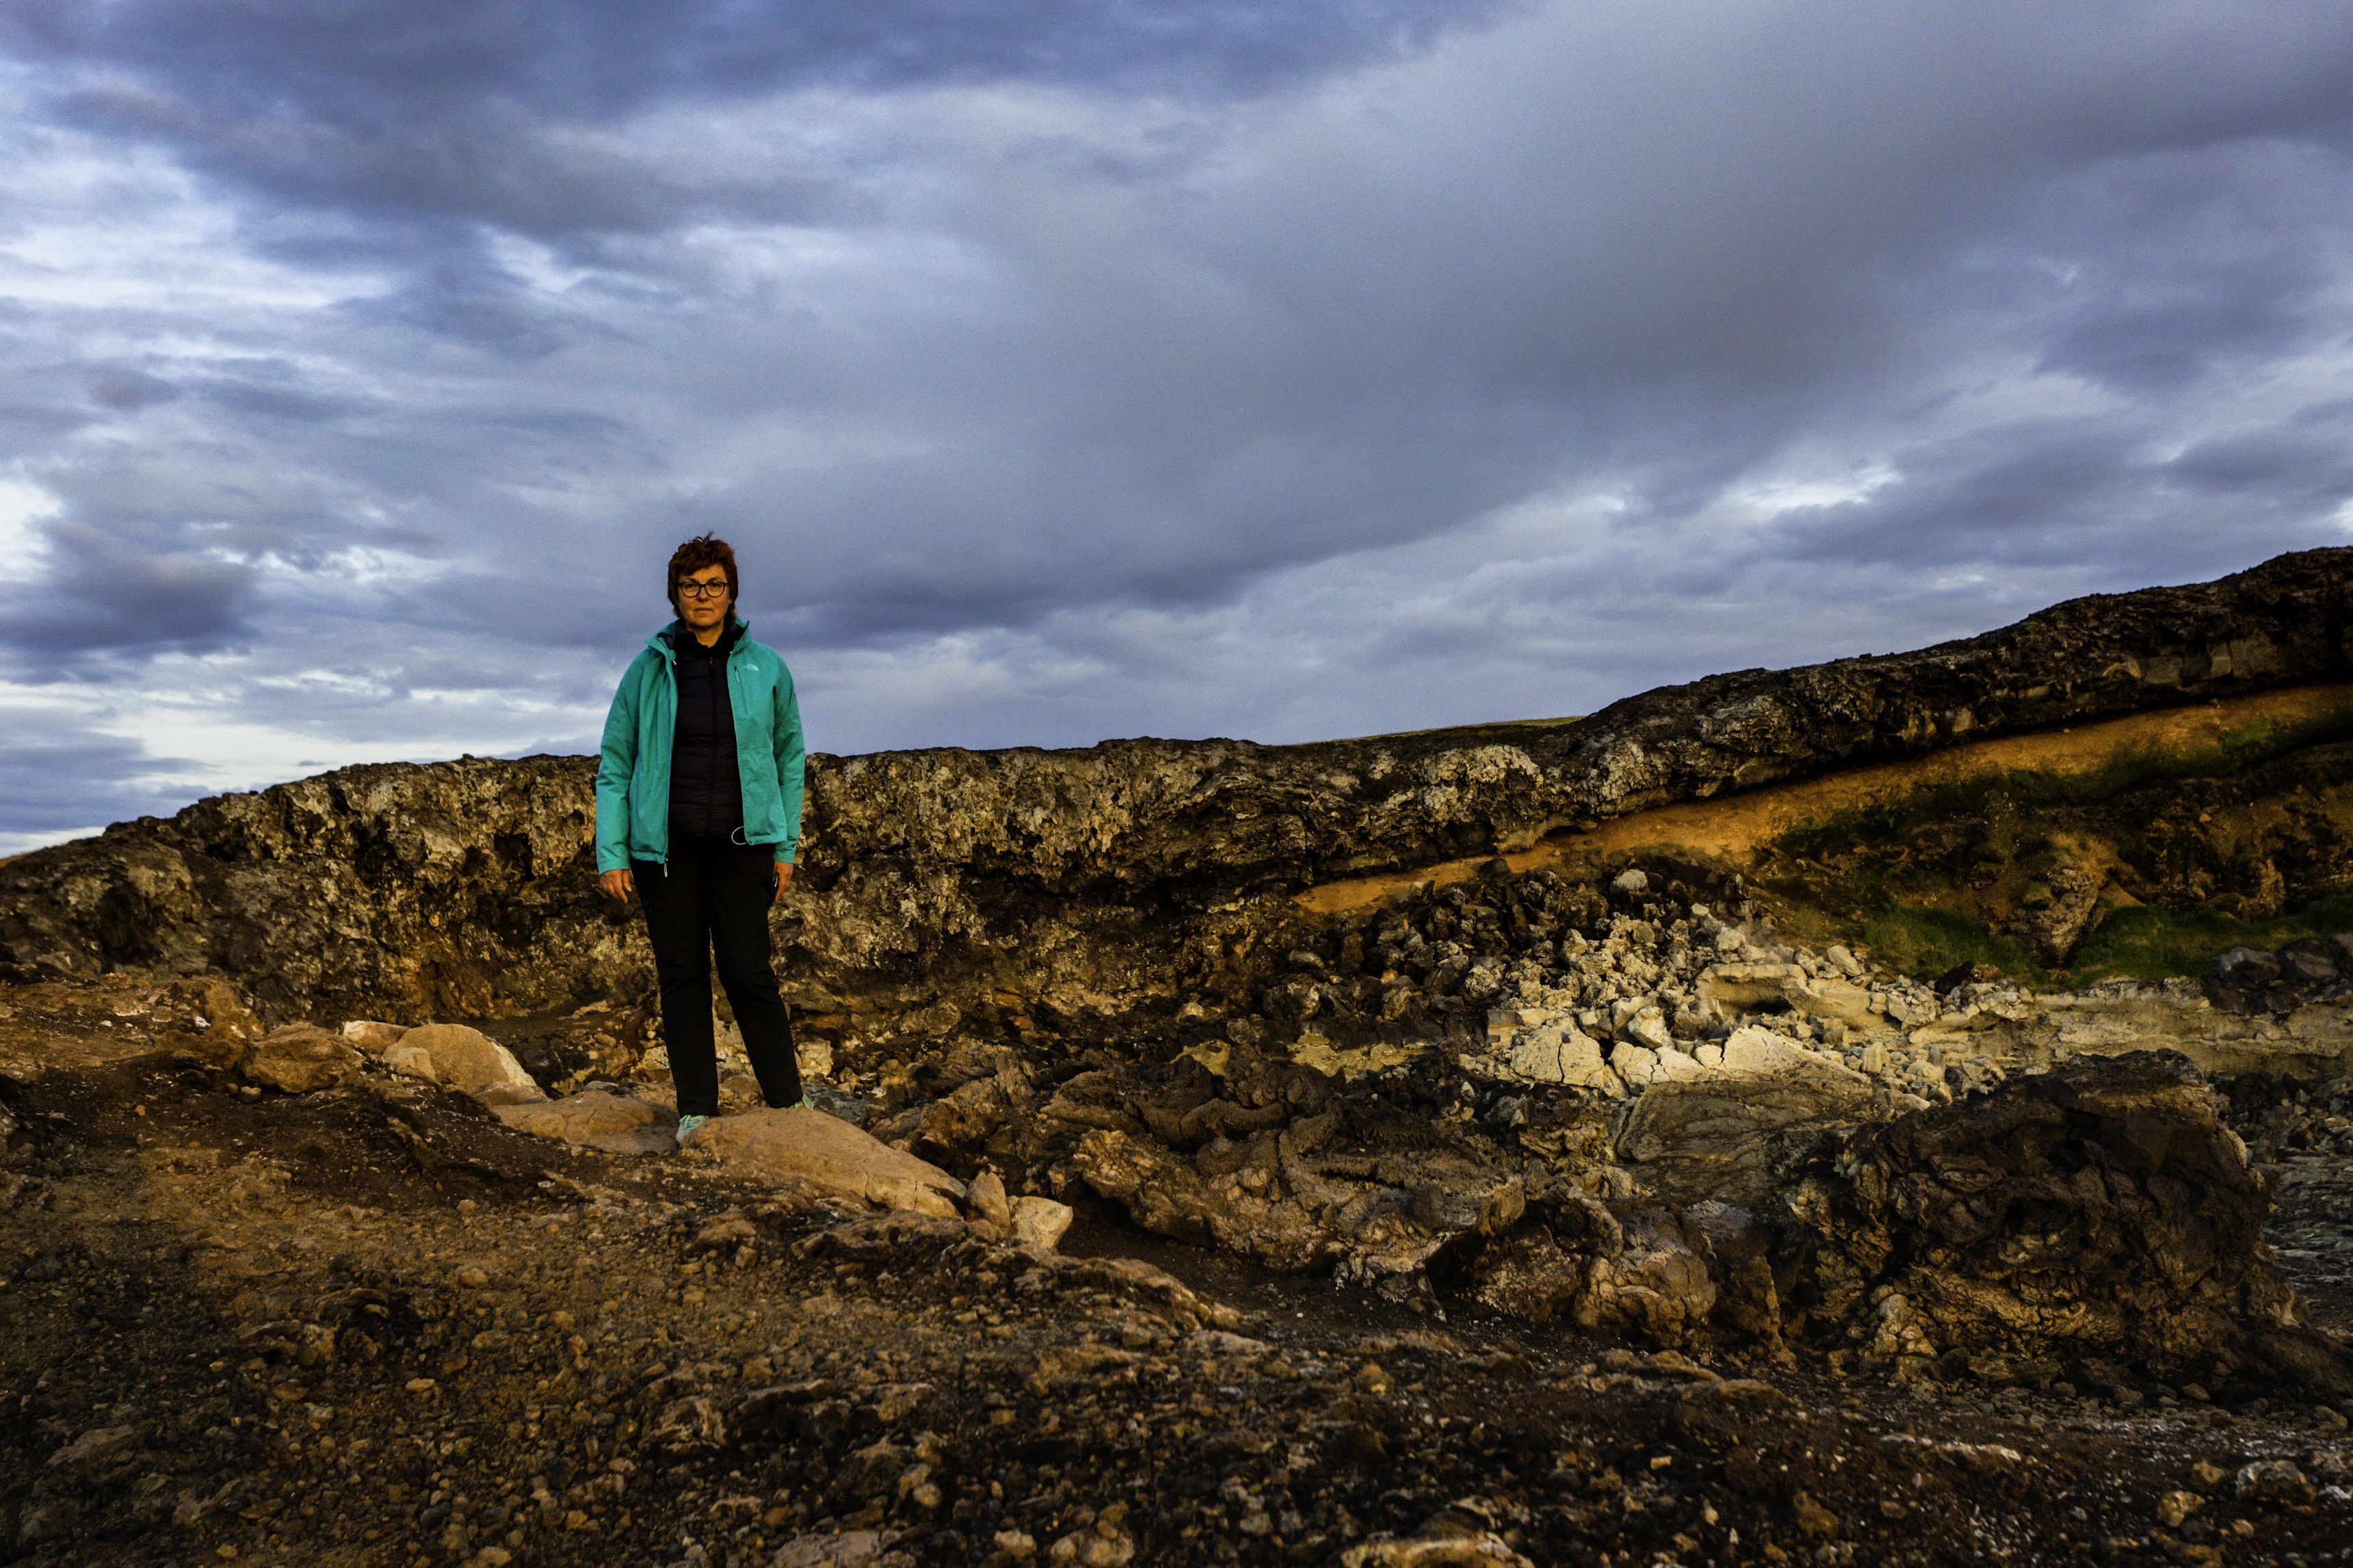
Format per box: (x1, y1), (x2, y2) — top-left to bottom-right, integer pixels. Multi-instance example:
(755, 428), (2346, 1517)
(3, 1), (2353, 846)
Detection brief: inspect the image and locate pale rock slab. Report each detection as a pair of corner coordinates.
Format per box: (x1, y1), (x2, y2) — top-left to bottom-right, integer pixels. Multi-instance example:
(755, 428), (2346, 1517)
(494, 1090), (676, 1156)
(1505, 1024), (1618, 1091)
(1611, 1040), (1707, 1088)
(240, 1024), (364, 1094)
(1716, 1024), (1871, 1088)
(1698, 963), (1877, 1027)
(1485, 1006), (1565, 1047)
(1649, 1045), (1709, 1083)
(681, 1106), (967, 1217)
(399, 1023), (544, 1105)
(1696, 961), (1809, 1013)
(1610, 1041), (1659, 1087)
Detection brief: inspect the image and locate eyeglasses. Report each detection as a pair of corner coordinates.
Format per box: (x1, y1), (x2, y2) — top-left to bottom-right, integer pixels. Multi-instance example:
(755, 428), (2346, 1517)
(675, 580), (731, 600)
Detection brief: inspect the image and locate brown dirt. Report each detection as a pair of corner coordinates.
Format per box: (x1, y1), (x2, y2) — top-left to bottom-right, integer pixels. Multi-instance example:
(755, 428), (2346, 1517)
(6, 1039), (2352, 1567)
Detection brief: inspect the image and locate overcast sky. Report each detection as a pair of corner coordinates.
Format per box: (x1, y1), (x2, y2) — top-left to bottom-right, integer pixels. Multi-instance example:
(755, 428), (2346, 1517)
(4, 1), (2353, 852)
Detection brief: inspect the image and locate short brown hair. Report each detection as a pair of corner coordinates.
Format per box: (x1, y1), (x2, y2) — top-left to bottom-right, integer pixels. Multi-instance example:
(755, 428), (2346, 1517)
(667, 533), (738, 617)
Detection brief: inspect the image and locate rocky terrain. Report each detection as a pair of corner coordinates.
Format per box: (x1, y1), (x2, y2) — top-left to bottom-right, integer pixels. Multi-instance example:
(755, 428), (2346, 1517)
(7, 549), (2353, 1565)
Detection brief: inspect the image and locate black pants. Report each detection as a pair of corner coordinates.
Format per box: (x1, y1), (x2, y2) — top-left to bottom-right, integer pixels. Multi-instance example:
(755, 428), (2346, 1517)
(635, 835), (802, 1118)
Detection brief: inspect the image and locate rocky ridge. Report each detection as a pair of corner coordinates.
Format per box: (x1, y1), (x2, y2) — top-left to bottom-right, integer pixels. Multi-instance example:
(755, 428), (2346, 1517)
(5, 548), (2353, 1040)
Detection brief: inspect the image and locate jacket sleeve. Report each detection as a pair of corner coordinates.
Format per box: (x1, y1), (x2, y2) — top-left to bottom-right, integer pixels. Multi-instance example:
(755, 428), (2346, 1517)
(594, 659), (642, 873)
(772, 661), (806, 863)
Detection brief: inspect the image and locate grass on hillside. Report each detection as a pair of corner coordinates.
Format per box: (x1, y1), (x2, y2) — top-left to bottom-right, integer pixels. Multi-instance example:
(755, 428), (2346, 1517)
(1855, 905), (2043, 982)
(1836, 893), (2353, 986)
(1759, 700), (2353, 984)
(1776, 705), (2353, 864)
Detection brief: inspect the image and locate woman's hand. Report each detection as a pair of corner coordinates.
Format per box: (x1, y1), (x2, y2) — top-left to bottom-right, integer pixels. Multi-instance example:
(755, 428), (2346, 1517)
(774, 862), (795, 905)
(599, 868), (635, 903)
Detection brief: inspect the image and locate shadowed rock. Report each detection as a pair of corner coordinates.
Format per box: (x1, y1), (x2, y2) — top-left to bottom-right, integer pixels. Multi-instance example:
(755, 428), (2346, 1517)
(1785, 1049), (2348, 1390)
(238, 1023), (363, 1094)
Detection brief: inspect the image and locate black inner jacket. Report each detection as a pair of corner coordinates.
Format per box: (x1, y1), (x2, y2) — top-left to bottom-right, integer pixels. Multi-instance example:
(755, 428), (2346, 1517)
(666, 619), (746, 838)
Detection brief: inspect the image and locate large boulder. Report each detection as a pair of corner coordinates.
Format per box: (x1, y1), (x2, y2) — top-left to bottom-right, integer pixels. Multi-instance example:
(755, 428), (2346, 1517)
(682, 1107), (967, 1217)
(398, 1023), (543, 1105)
(1457, 1188), (1720, 1350)
(1612, 1026), (1899, 1206)
(1786, 1050), (2345, 1387)
(494, 1091), (676, 1156)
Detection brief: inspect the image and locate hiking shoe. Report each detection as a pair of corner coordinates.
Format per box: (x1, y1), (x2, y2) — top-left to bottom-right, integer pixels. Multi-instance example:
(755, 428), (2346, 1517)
(793, 1095), (816, 1111)
(674, 1113), (710, 1147)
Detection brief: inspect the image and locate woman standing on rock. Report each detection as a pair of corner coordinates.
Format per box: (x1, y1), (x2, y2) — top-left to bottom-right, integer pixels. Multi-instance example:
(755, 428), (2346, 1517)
(595, 533), (809, 1143)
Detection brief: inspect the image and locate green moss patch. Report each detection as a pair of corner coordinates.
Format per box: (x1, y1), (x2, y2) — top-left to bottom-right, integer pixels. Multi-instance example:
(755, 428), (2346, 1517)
(1854, 905), (2039, 982)
(2068, 893), (2353, 984)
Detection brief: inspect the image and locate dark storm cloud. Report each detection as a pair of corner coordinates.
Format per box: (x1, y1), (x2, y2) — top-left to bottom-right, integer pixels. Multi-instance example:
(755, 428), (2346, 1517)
(0, 518), (256, 659)
(84, 367), (179, 411)
(9, 0), (1508, 239)
(6, 1), (2353, 847)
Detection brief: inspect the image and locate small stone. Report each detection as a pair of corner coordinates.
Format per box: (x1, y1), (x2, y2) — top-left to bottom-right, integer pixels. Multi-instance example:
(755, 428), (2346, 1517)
(1791, 1491), (1839, 1538)
(2234, 1460), (2315, 1506)
(454, 1266), (489, 1289)
(341, 1020), (411, 1052)
(968, 1171), (1012, 1231)
(1010, 1196), (1073, 1251)
(382, 1043), (438, 1082)
(2156, 1490), (2203, 1528)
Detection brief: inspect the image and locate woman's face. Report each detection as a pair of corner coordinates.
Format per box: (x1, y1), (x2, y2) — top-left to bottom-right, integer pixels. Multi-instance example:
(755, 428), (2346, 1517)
(675, 563), (733, 632)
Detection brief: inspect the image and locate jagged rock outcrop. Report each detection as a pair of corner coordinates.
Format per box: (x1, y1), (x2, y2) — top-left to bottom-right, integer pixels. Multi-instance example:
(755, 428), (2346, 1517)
(3, 549), (2352, 1036)
(1783, 1050), (2349, 1393)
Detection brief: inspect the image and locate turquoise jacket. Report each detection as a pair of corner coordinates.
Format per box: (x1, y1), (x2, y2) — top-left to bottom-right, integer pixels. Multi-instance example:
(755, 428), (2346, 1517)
(594, 619), (806, 871)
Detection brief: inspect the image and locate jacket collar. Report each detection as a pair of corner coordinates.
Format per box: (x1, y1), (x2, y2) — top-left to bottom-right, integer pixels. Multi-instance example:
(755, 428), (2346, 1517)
(648, 617), (748, 663)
